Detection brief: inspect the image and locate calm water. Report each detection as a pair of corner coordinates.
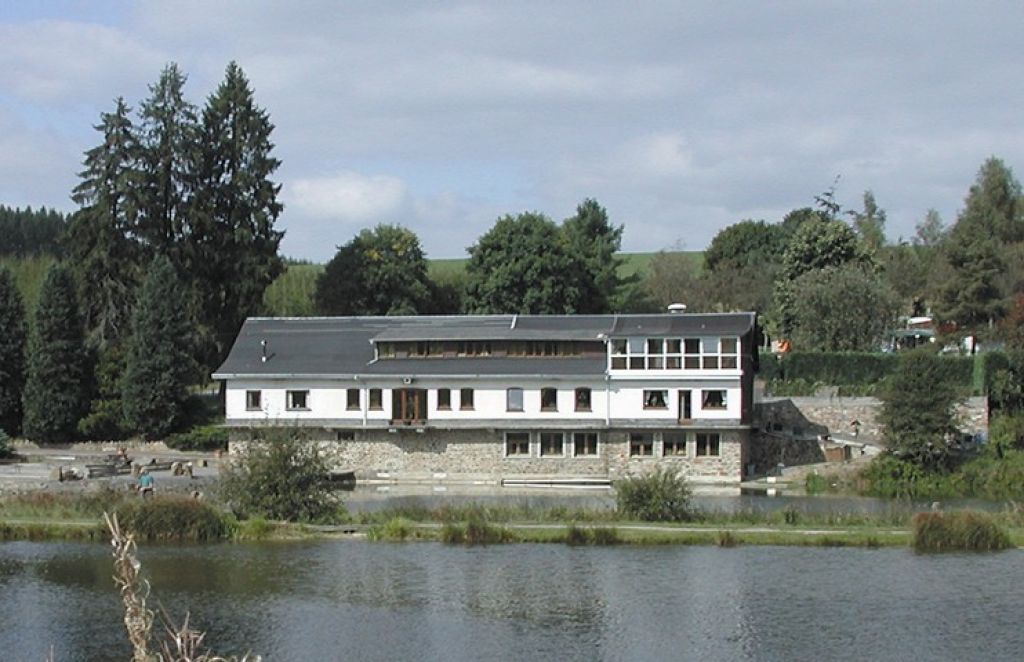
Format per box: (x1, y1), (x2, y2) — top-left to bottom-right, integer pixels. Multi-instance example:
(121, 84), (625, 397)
(1, 539), (1022, 661)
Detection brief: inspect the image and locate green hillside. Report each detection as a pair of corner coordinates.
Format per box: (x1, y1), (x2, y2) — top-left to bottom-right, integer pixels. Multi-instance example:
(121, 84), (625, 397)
(3, 250), (699, 320)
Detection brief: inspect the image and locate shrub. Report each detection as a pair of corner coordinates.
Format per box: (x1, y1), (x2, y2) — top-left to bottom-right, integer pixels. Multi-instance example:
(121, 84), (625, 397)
(860, 454), (956, 498)
(912, 510), (1012, 553)
(616, 467), (693, 522)
(165, 424), (229, 452)
(219, 430), (343, 523)
(116, 496), (229, 542)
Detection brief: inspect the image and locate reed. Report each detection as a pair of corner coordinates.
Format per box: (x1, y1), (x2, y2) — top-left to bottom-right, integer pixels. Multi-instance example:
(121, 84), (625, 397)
(367, 517), (415, 542)
(911, 510), (1013, 553)
(116, 496), (229, 542)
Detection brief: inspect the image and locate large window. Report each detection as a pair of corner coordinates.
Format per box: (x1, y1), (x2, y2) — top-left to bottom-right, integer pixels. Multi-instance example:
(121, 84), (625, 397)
(629, 433), (654, 457)
(696, 432), (721, 457)
(437, 388), (451, 410)
(369, 388), (383, 410)
(505, 432), (530, 457)
(507, 388), (524, 412)
(611, 335), (740, 372)
(573, 432), (598, 457)
(663, 432), (687, 456)
(540, 432), (564, 457)
(643, 390), (668, 409)
(245, 390), (261, 411)
(286, 390), (309, 410)
(702, 390), (727, 410)
(346, 388), (360, 411)
(575, 387), (592, 412)
(541, 388), (558, 412)
(460, 388), (474, 411)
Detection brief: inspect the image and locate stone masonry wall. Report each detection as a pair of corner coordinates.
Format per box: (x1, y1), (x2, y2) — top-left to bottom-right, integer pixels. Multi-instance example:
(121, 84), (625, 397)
(783, 396), (988, 444)
(229, 427), (748, 484)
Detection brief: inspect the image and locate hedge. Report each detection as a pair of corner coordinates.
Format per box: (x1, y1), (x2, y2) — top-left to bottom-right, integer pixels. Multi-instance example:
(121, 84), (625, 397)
(759, 351), (986, 393)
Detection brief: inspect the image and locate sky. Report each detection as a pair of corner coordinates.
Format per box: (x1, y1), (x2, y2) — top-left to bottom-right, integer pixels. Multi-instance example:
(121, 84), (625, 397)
(1, 1), (1023, 262)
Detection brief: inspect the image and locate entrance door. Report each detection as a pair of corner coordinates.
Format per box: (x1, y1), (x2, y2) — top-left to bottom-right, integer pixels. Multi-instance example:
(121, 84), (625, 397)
(678, 390), (692, 423)
(392, 388), (427, 424)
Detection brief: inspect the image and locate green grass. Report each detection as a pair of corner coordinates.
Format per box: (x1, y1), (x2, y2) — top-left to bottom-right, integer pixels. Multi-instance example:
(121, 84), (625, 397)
(0, 254), (57, 321)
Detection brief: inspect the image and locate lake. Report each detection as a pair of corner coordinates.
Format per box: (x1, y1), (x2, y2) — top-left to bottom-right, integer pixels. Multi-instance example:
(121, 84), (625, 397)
(2, 538), (1022, 661)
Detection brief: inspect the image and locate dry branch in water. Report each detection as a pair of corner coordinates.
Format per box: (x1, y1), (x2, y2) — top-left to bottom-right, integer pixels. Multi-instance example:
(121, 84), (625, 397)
(104, 512), (259, 662)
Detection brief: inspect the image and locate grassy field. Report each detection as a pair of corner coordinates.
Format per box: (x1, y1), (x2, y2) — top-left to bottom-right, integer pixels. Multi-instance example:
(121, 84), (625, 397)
(0, 254), (56, 319)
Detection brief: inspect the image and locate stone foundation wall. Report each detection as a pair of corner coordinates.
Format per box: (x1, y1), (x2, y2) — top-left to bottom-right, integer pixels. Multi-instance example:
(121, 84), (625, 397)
(229, 427), (748, 484)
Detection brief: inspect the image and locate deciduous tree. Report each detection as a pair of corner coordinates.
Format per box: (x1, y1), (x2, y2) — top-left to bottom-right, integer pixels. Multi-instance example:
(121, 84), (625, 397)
(315, 224), (431, 316)
(786, 264), (900, 352)
(465, 212), (579, 314)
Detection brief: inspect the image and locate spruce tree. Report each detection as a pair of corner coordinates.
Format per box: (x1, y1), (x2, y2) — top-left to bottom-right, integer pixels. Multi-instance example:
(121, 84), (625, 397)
(137, 63), (198, 257)
(189, 61), (284, 365)
(123, 256), (195, 439)
(562, 199), (625, 313)
(66, 96), (143, 350)
(0, 266), (27, 435)
(22, 264), (89, 443)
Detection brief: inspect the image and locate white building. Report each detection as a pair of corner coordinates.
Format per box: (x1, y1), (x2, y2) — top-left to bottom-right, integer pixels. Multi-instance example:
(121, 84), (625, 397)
(213, 312), (757, 484)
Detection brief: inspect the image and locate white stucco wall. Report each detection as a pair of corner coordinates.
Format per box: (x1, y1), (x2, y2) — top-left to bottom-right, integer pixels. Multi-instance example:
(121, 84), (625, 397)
(226, 376), (742, 425)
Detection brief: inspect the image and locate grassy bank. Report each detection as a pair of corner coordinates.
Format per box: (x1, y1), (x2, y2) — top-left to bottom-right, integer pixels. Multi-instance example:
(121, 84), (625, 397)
(4, 492), (1021, 550)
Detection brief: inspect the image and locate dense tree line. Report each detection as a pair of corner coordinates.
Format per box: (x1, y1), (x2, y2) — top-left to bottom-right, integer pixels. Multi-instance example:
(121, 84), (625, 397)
(0, 61), (284, 442)
(0, 206), (68, 257)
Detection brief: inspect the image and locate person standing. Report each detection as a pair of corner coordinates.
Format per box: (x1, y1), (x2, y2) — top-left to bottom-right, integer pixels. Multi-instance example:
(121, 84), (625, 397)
(138, 469), (154, 498)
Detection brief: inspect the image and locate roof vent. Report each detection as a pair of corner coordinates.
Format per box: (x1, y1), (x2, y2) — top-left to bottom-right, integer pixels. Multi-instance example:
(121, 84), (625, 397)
(260, 339), (269, 363)
(667, 303), (687, 314)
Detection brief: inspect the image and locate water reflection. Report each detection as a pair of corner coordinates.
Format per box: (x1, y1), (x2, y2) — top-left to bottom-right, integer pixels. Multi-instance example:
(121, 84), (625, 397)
(2, 541), (1024, 661)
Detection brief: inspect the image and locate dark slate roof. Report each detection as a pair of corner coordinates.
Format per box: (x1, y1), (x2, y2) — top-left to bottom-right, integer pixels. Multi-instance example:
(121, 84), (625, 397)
(212, 313), (755, 378)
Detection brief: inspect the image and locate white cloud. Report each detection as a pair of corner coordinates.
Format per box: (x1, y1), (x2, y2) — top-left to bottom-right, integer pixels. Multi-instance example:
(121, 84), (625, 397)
(285, 172), (408, 222)
(0, 20), (161, 104)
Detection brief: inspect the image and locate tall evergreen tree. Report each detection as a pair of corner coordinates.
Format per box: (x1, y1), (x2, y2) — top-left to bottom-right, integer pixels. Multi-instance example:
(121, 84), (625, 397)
(561, 198), (625, 313)
(189, 62), (284, 363)
(950, 157), (1023, 244)
(137, 63), (198, 258)
(122, 256), (195, 439)
(66, 96), (143, 350)
(0, 267), (27, 435)
(22, 264), (89, 443)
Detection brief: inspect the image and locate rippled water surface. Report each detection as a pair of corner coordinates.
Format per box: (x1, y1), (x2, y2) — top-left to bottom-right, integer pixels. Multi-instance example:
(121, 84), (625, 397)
(2, 540), (1023, 661)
